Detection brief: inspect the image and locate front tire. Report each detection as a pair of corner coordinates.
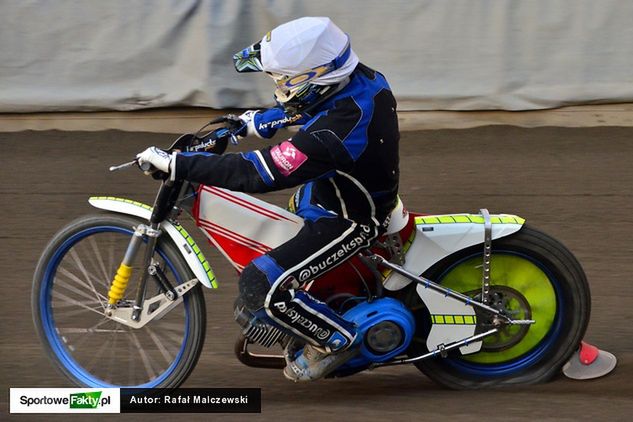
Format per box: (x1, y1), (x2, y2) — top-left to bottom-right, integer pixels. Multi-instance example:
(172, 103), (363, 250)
(406, 225), (590, 389)
(32, 214), (206, 388)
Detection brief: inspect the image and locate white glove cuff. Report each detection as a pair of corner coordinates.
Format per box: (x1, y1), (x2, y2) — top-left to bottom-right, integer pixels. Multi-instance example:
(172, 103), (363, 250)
(169, 151), (177, 182)
(247, 118), (263, 139)
(239, 110), (262, 139)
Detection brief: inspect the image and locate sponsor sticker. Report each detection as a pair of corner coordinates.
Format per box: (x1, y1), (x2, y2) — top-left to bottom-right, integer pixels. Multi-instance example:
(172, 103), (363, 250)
(10, 388), (120, 413)
(257, 113), (302, 131)
(270, 141), (308, 176)
(272, 302), (331, 340)
(298, 224), (373, 282)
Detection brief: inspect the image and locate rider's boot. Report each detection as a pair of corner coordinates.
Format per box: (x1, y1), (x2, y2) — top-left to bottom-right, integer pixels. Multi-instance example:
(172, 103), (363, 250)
(283, 337), (360, 382)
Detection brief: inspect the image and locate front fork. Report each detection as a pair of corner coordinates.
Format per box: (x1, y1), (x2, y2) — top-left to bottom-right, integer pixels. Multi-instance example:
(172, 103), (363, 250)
(105, 223), (164, 319)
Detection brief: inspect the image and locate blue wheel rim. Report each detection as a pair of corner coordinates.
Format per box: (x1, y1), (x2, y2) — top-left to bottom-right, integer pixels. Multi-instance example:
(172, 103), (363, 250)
(39, 226), (190, 387)
(438, 251), (564, 377)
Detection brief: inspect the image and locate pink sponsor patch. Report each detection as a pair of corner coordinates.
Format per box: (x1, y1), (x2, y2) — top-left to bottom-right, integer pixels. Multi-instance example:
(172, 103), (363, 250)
(270, 140), (308, 176)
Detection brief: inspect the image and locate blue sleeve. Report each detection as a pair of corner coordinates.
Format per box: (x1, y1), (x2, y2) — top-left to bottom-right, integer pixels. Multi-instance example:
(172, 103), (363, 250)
(252, 107), (310, 138)
(174, 126), (351, 193)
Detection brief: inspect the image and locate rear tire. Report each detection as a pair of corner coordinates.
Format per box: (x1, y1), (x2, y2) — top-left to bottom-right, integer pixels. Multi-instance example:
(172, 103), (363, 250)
(32, 214), (206, 388)
(405, 225), (590, 389)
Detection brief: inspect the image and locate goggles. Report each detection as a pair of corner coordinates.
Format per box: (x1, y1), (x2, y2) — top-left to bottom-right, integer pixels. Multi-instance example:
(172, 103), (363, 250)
(233, 37), (352, 103)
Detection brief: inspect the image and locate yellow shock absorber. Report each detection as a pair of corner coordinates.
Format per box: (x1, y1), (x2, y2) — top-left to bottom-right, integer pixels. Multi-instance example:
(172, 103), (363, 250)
(108, 264), (133, 305)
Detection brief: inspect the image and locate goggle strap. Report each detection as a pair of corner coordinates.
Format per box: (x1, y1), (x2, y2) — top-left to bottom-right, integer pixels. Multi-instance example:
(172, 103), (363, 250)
(331, 36), (352, 70)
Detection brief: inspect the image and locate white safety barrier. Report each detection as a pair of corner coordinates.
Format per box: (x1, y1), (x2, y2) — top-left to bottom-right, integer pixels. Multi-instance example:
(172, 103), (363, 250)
(1, 0), (632, 112)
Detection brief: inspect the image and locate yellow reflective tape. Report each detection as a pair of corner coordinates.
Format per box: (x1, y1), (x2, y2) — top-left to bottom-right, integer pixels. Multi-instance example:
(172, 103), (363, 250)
(415, 214), (525, 225)
(172, 223), (217, 288)
(415, 216), (440, 224)
(432, 314), (477, 325)
(453, 215), (471, 223)
(469, 215), (485, 223)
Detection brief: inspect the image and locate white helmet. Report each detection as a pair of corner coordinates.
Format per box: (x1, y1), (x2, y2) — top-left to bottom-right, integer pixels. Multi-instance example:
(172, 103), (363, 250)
(233, 17), (359, 110)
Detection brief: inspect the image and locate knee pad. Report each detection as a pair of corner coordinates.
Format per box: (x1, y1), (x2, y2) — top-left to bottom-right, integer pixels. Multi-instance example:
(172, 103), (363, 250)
(238, 263), (272, 311)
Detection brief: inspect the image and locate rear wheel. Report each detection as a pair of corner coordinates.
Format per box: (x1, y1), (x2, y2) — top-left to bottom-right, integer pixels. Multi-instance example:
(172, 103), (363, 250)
(32, 214), (206, 388)
(406, 225), (590, 389)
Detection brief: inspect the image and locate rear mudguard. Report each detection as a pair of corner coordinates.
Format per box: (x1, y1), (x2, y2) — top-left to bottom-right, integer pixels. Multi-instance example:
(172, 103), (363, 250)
(385, 213), (525, 355)
(384, 213), (525, 291)
(89, 196), (217, 289)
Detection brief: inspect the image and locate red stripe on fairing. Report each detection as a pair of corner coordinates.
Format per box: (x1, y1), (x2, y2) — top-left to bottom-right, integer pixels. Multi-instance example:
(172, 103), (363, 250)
(199, 219), (271, 254)
(204, 229), (264, 269)
(202, 186), (297, 223)
(200, 219), (271, 252)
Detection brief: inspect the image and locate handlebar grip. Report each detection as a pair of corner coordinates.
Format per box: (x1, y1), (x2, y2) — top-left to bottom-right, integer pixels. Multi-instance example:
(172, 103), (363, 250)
(139, 161), (153, 172)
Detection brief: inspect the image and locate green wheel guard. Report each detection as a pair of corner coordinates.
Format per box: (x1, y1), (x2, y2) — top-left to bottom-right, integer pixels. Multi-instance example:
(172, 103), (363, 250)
(441, 254), (557, 364)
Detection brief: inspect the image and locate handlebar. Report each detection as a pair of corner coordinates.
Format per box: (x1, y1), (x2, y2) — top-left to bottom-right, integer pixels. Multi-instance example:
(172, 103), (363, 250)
(108, 114), (241, 172)
(109, 160), (138, 172)
(109, 159), (153, 172)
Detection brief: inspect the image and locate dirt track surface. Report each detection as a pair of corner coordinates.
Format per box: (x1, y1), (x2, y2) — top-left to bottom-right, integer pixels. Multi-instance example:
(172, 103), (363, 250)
(1, 126), (632, 421)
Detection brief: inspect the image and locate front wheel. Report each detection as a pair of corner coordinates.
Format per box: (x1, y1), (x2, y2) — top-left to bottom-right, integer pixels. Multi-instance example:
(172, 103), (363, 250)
(32, 214), (206, 388)
(405, 225), (590, 389)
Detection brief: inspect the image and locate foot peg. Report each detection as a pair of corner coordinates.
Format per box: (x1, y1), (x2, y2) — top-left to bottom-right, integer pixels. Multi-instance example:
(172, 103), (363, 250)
(283, 344), (359, 382)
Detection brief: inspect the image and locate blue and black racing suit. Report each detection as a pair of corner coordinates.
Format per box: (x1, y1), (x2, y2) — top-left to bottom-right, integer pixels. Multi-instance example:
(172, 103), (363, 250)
(174, 64), (400, 352)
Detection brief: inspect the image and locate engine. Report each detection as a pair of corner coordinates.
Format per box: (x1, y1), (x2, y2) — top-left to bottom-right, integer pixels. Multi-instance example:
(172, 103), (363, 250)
(234, 294), (415, 371)
(342, 297), (415, 365)
(234, 300), (291, 348)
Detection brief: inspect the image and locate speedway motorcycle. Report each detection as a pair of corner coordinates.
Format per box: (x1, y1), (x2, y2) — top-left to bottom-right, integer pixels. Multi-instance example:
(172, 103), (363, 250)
(32, 117), (594, 389)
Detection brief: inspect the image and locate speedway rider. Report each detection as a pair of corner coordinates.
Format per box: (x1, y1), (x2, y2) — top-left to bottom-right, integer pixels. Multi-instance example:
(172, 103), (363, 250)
(137, 17), (400, 381)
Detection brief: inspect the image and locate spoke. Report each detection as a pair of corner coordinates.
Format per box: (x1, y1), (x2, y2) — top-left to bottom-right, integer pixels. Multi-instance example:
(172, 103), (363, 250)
(54, 305), (103, 319)
(83, 328), (116, 374)
(156, 326), (186, 347)
(145, 326), (175, 365)
(54, 275), (107, 304)
(52, 291), (105, 317)
(53, 298), (102, 309)
(88, 236), (113, 289)
(129, 331), (157, 381)
(107, 234), (116, 289)
(59, 328), (125, 334)
(63, 318), (114, 351)
(88, 272), (115, 294)
(58, 265), (109, 301)
(153, 321), (186, 333)
(69, 249), (107, 310)
(128, 334), (135, 385)
(106, 324), (120, 384)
